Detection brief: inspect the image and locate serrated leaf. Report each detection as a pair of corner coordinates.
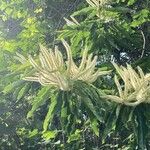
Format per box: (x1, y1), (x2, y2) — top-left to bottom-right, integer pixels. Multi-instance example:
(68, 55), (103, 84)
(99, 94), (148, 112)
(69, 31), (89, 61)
(74, 81), (104, 122)
(43, 90), (64, 132)
(17, 83), (31, 100)
(27, 86), (51, 118)
(43, 94), (57, 132)
(102, 105), (119, 143)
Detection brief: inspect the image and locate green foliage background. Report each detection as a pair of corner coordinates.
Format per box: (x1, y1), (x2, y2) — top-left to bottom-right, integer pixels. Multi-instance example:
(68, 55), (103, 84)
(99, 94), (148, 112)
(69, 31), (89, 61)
(0, 0), (150, 149)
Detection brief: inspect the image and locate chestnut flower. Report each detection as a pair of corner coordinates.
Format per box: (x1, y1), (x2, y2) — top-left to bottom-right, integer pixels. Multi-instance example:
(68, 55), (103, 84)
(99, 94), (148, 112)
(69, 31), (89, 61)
(104, 62), (150, 106)
(21, 40), (110, 91)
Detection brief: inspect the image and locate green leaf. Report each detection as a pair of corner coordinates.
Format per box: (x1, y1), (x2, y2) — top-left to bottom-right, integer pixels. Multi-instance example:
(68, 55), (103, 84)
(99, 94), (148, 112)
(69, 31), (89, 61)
(135, 104), (148, 149)
(90, 118), (99, 136)
(11, 62), (31, 73)
(74, 81), (104, 122)
(28, 129), (38, 138)
(61, 106), (68, 118)
(83, 96), (102, 121)
(17, 83), (31, 100)
(27, 86), (51, 118)
(43, 94), (57, 132)
(3, 80), (25, 94)
(102, 105), (120, 143)
(72, 7), (94, 17)
(131, 9), (150, 27)
(67, 129), (81, 143)
(43, 90), (64, 132)
(127, 0), (136, 6)
(42, 130), (58, 140)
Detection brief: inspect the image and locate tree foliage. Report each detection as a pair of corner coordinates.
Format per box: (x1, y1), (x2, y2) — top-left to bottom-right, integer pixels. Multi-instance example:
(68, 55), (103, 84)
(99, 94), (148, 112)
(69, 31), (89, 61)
(0, 0), (150, 149)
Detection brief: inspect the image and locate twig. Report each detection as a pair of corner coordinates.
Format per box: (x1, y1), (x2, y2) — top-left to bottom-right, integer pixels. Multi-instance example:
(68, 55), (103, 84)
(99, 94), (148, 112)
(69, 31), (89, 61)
(140, 30), (146, 58)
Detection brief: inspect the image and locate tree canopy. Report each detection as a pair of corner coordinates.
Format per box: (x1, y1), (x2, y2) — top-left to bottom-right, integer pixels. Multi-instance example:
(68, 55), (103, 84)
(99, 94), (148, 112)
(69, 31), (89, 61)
(0, 0), (150, 149)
